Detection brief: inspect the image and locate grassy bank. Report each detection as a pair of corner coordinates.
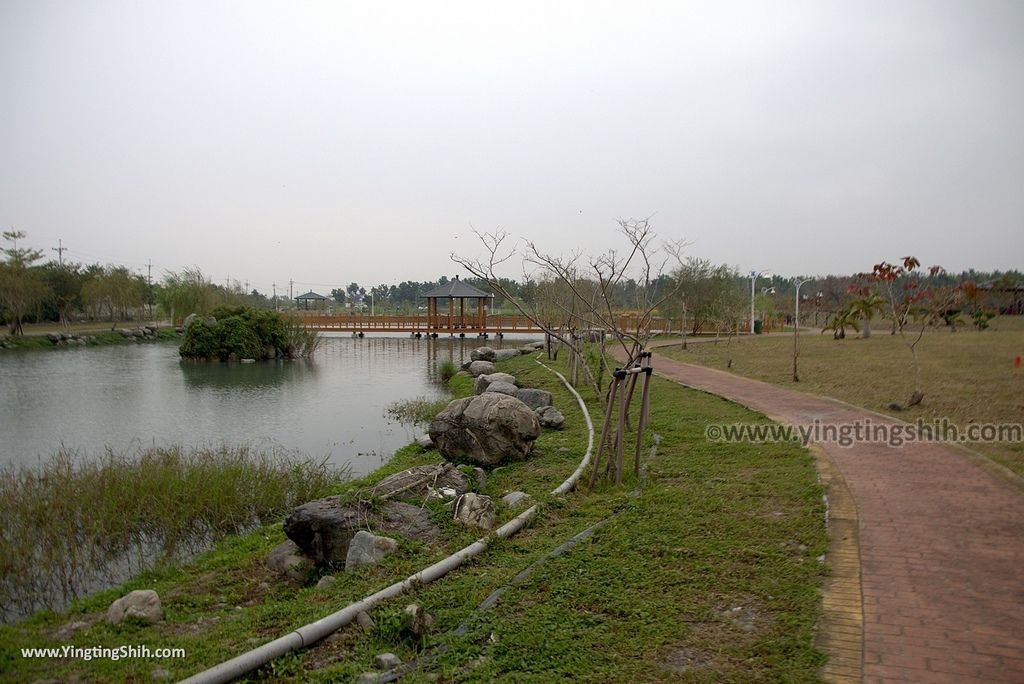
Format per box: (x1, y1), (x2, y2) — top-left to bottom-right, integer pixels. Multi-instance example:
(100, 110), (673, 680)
(0, 354), (827, 682)
(0, 447), (346, 622)
(0, 324), (182, 351)
(656, 321), (1024, 477)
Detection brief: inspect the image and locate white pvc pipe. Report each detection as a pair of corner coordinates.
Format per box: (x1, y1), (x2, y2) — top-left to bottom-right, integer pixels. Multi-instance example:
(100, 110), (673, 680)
(180, 359), (594, 684)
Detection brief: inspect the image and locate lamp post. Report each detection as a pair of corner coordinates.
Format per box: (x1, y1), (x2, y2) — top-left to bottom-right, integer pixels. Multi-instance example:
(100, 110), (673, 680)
(793, 278), (811, 381)
(749, 270), (770, 334)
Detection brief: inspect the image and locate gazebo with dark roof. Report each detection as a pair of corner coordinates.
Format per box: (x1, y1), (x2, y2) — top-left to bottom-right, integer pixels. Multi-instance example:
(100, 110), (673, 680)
(420, 276), (493, 331)
(294, 291), (329, 311)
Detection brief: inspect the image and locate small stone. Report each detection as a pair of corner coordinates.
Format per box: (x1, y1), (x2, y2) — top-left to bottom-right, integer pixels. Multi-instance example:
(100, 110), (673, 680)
(316, 575), (336, 590)
(356, 611), (375, 631)
(53, 619), (91, 640)
(537, 406), (566, 429)
(240, 358), (256, 363)
(151, 667), (171, 680)
(415, 434), (434, 449)
(106, 589), (163, 625)
(402, 603), (434, 639)
(345, 531), (399, 571)
(357, 673), (382, 684)
(472, 467), (487, 490)
(501, 491), (532, 508)
(374, 652), (403, 669)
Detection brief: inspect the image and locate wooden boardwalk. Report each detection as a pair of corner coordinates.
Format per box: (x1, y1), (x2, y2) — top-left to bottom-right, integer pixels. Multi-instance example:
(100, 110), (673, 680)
(299, 314), (675, 336)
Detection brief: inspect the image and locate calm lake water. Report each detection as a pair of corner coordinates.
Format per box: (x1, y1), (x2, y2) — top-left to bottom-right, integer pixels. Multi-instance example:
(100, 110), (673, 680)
(0, 334), (536, 476)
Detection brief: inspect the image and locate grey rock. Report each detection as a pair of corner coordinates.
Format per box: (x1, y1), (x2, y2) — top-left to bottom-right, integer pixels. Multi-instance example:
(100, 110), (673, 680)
(375, 653), (403, 669)
(345, 531), (399, 571)
(403, 603), (434, 640)
(204, 317), (217, 326)
(46, 332), (61, 343)
(428, 393), (540, 466)
(453, 493), (496, 529)
(53, 619), (91, 641)
(183, 313), (197, 329)
(537, 405), (566, 430)
(483, 381), (518, 397)
(494, 348), (520, 360)
(284, 500), (439, 566)
(470, 346), (497, 362)
(315, 575), (336, 590)
(473, 372), (516, 395)
(368, 463), (469, 502)
(529, 341), (545, 349)
(357, 673), (382, 684)
(467, 360), (496, 377)
(356, 611), (375, 631)
(472, 467), (487, 490)
(415, 433), (434, 449)
(117, 328), (133, 338)
(240, 358), (256, 363)
(501, 491), (532, 508)
(515, 388), (552, 410)
(106, 589), (163, 625)
(519, 345), (537, 354)
(151, 667), (171, 680)
(265, 540), (314, 583)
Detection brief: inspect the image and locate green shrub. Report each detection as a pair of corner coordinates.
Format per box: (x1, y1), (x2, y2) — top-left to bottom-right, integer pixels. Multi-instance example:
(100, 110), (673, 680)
(179, 306), (319, 361)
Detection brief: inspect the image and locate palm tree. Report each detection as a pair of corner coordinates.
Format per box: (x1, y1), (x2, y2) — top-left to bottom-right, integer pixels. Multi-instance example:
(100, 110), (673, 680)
(821, 306), (860, 340)
(848, 294), (885, 339)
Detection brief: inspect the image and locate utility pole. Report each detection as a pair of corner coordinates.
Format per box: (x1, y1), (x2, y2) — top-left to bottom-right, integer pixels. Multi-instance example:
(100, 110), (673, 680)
(147, 259), (153, 319)
(289, 279), (294, 304)
(52, 239), (67, 267)
(273, 283), (277, 310)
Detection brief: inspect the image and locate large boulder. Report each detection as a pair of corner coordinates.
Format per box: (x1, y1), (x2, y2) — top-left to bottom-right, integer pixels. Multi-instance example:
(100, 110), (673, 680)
(467, 360), (496, 377)
(106, 590), (163, 625)
(474, 372), (516, 395)
(483, 381), (518, 397)
(429, 393), (540, 466)
(453, 493), (496, 529)
(470, 347), (497, 362)
(265, 540), (314, 583)
(284, 499), (439, 566)
(368, 463), (469, 502)
(494, 349), (521, 360)
(516, 388), (553, 410)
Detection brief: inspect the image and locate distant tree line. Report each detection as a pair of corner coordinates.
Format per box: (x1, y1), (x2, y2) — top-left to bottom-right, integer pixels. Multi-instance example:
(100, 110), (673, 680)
(1, 231), (1020, 336)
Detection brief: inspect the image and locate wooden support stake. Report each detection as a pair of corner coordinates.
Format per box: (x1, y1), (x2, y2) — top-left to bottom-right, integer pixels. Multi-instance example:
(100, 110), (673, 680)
(633, 365), (652, 476)
(615, 372), (628, 485)
(588, 375), (619, 489)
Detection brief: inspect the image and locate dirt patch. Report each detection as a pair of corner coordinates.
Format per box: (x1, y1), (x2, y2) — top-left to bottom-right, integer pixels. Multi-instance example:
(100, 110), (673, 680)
(655, 645), (714, 674)
(715, 598), (773, 635)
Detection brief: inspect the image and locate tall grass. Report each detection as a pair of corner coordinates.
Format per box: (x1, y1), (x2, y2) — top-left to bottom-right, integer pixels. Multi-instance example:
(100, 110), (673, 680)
(0, 446), (346, 621)
(438, 358), (458, 383)
(386, 396), (450, 426)
(282, 313), (322, 358)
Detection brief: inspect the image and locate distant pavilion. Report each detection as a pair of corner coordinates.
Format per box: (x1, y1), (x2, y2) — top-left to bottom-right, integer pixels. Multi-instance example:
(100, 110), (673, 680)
(294, 291), (330, 311)
(420, 276), (494, 330)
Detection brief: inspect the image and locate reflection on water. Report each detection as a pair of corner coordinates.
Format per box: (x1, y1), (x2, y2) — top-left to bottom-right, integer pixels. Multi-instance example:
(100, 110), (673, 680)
(0, 333), (537, 477)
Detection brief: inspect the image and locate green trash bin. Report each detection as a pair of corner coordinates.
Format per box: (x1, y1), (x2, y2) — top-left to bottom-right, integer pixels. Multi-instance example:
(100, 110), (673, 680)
(754, 320), (763, 335)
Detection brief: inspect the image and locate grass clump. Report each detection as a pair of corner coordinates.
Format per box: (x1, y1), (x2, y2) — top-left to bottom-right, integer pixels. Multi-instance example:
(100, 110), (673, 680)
(386, 396), (451, 426)
(0, 446), (346, 621)
(438, 358), (458, 383)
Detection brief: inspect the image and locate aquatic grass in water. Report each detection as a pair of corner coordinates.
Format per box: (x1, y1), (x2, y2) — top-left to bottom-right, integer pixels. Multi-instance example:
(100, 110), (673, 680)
(386, 396), (451, 426)
(0, 445), (347, 621)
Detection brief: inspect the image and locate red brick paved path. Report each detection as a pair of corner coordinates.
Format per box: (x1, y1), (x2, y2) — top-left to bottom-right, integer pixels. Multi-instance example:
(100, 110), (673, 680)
(643, 353), (1024, 683)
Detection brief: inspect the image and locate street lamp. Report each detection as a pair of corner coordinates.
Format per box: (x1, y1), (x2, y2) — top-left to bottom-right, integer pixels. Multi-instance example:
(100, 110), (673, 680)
(749, 270), (771, 334)
(793, 278), (811, 381)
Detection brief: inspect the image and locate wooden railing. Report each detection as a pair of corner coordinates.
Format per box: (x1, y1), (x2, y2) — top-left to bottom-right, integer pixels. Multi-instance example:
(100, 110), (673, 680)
(299, 313), (678, 335)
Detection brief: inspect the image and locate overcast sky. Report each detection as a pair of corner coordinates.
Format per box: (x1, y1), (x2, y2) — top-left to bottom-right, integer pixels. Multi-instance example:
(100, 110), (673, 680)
(2, 0), (1021, 294)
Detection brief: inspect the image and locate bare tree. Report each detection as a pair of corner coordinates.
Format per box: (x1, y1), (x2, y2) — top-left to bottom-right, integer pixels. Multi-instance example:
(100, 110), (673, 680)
(451, 217), (686, 413)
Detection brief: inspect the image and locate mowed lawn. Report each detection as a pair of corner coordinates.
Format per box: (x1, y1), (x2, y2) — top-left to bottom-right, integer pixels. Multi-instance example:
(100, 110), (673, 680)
(657, 317), (1024, 477)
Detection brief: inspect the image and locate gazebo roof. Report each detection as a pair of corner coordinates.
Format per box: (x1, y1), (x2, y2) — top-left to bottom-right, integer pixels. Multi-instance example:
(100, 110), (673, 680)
(420, 277), (493, 299)
(295, 291), (328, 300)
